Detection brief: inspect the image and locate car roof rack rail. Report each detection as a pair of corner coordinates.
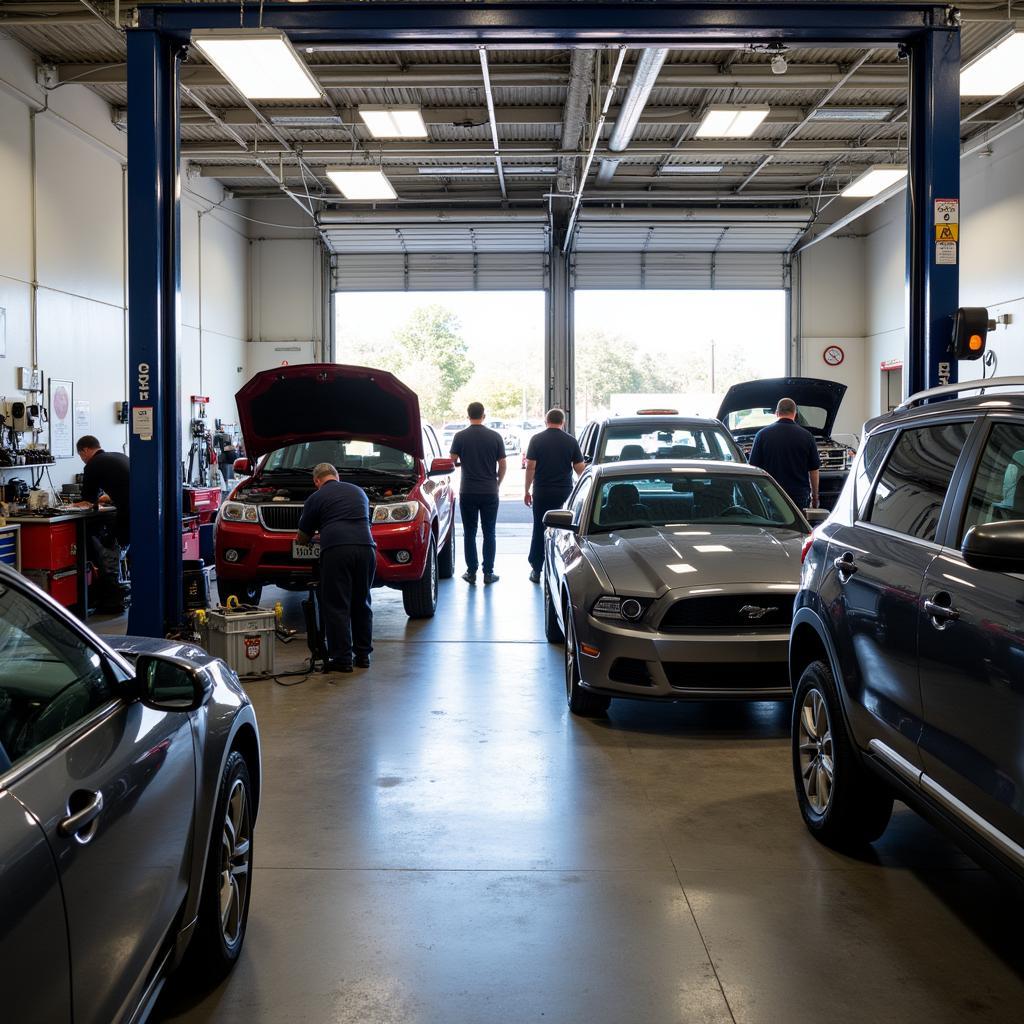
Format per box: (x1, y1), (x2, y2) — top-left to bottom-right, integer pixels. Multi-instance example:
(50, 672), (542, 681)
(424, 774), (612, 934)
(896, 375), (1024, 412)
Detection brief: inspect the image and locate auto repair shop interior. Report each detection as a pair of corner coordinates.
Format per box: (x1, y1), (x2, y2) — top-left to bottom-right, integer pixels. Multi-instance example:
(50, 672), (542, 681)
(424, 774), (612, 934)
(2, 2), (1024, 1022)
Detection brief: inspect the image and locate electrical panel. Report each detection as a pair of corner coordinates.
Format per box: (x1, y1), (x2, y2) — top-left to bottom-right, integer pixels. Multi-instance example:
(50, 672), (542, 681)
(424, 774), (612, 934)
(18, 367), (43, 392)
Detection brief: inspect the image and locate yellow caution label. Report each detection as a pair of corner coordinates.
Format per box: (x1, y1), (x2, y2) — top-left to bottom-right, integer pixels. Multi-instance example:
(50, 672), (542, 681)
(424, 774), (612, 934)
(935, 223), (959, 242)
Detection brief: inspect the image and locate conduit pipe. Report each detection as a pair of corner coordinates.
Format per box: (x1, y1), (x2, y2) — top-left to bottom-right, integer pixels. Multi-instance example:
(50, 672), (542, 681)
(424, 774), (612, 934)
(596, 48), (669, 186)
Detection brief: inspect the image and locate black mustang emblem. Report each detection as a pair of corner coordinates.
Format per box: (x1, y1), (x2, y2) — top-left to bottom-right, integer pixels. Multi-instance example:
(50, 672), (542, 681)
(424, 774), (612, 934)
(739, 604), (779, 620)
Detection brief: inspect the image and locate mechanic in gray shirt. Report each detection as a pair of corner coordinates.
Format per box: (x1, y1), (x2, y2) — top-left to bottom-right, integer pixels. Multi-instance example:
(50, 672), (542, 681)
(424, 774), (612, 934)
(297, 462), (375, 673)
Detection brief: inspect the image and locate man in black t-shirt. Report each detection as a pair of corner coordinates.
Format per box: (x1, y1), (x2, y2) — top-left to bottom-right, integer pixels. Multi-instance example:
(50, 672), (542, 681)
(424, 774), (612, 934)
(450, 402), (506, 585)
(524, 408), (585, 583)
(74, 435), (131, 546)
(748, 398), (821, 509)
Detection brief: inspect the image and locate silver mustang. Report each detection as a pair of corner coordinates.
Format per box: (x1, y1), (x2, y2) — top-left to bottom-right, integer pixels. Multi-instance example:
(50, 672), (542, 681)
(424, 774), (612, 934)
(543, 461), (811, 715)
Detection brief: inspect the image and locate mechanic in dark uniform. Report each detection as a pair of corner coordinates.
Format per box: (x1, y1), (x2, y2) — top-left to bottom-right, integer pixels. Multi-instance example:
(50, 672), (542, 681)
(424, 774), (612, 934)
(296, 462), (375, 673)
(748, 397), (821, 509)
(74, 435), (131, 546)
(524, 408), (586, 583)
(450, 402), (506, 585)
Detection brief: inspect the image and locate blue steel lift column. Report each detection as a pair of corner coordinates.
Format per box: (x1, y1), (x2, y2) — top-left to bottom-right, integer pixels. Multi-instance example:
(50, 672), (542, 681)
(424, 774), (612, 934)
(126, 29), (184, 636)
(126, 2), (961, 636)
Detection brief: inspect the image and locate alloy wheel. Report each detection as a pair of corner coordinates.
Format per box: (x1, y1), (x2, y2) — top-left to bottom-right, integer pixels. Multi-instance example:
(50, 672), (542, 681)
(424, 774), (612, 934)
(798, 687), (834, 815)
(564, 613), (577, 703)
(219, 778), (252, 947)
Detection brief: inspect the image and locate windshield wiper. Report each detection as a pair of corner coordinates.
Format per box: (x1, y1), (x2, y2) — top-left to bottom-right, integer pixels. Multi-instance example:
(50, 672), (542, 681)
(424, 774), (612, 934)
(263, 466), (312, 475)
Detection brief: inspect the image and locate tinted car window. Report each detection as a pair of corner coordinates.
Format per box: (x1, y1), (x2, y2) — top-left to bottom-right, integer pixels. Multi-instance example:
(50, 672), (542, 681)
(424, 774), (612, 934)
(867, 422), (971, 541)
(590, 472), (800, 531)
(598, 424), (738, 463)
(959, 421), (1024, 541)
(854, 429), (896, 517)
(569, 478), (593, 527)
(0, 584), (114, 768)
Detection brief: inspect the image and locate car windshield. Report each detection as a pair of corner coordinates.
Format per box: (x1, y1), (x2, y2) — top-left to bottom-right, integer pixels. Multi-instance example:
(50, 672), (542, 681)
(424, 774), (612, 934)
(599, 424), (737, 463)
(263, 439), (415, 474)
(590, 471), (801, 532)
(723, 406), (829, 433)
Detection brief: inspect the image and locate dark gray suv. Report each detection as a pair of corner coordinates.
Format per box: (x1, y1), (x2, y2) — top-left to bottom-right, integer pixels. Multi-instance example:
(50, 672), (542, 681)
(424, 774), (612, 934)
(789, 375), (1024, 880)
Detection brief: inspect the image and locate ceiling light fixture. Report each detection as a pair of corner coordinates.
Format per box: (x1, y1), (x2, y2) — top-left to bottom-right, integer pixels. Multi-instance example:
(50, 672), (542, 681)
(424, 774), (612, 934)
(326, 167), (397, 201)
(808, 106), (893, 122)
(771, 54), (788, 75)
(268, 113), (344, 127)
(659, 164), (724, 174)
(840, 164), (907, 198)
(694, 105), (770, 139)
(358, 105), (429, 139)
(416, 166), (557, 175)
(191, 29), (323, 100)
(960, 31), (1024, 96)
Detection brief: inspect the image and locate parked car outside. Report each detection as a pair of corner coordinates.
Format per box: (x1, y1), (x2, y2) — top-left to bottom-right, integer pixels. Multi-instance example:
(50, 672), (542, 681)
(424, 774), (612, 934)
(543, 460), (810, 715)
(718, 377), (854, 509)
(440, 421), (468, 453)
(487, 418), (521, 455)
(215, 364), (457, 619)
(0, 565), (261, 1023)
(790, 375), (1024, 882)
(575, 414), (745, 468)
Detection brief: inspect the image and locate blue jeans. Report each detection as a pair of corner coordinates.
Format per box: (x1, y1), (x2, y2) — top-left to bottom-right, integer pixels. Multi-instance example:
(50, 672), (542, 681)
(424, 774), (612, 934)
(530, 486), (570, 571)
(460, 492), (499, 574)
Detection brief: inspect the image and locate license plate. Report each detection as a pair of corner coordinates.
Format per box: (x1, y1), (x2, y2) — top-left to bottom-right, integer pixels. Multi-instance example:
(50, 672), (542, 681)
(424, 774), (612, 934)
(291, 541), (320, 560)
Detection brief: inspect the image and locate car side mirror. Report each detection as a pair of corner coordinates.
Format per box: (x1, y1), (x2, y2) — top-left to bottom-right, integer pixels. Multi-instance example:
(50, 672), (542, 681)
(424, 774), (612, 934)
(961, 521), (1024, 574)
(233, 458), (251, 476)
(429, 457), (455, 477)
(135, 653), (213, 712)
(543, 509), (576, 532)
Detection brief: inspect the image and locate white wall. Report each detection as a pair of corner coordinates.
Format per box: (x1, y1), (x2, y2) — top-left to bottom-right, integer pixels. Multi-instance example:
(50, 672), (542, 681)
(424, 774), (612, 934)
(246, 198), (327, 375)
(861, 120), (1024, 419)
(0, 35), (249, 495)
(797, 234), (868, 437)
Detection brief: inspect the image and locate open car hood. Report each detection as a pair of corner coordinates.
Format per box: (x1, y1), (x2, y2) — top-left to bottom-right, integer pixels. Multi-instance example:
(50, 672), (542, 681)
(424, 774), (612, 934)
(717, 377), (847, 437)
(235, 363), (423, 461)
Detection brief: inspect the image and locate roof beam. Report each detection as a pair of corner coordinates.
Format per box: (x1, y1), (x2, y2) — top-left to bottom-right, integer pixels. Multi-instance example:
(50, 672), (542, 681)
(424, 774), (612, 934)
(54, 61), (909, 89)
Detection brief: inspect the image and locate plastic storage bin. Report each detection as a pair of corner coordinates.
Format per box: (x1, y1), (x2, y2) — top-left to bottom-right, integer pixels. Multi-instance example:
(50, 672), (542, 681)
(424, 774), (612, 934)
(198, 606), (275, 677)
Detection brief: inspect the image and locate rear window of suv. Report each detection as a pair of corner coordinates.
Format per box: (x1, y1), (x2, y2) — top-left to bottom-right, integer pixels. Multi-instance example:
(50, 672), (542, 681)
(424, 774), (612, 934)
(866, 422), (971, 541)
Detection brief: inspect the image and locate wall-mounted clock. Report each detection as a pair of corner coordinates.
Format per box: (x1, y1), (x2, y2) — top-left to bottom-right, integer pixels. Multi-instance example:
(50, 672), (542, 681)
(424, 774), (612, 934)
(823, 344), (845, 367)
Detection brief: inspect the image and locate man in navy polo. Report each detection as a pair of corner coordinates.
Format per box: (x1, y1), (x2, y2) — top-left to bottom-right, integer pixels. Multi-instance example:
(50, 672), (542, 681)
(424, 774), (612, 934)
(748, 397), (821, 509)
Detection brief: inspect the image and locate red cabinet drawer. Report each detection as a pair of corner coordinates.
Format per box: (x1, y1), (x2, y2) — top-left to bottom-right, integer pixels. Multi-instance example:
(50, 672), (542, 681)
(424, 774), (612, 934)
(21, 522), (77, 571)
(24, 568), (78, 607)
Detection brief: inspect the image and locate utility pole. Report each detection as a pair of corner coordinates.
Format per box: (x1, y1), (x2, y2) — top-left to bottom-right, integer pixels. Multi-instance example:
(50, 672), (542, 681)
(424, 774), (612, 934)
(710, 338), (716, 394)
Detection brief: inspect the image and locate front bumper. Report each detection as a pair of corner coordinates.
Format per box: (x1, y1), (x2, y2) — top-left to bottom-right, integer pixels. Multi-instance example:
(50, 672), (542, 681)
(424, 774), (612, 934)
(573, 613), (791, 701)
(215, 517), (432, 590)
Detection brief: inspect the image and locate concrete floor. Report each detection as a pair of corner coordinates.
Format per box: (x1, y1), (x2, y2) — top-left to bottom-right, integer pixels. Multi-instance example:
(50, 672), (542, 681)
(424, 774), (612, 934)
(149, 526), (1024, 1024)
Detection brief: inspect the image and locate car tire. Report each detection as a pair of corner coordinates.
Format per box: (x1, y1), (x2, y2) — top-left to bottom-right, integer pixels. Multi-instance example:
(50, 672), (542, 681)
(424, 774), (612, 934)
(183, 750), (254, 983)
(217, 580), (263, 607)
(564, 603), (610, 717)
(403, 539), (438, 618)
(792, 660), (893, 849)
(543, 573), (563, 644)
(437, 525), (456, 580)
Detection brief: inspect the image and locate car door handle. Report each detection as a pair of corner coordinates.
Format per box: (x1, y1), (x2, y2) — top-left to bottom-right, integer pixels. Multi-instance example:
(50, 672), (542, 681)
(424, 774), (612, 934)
(833, 553), (858, 579)
(924, 597), (960, 623)
(59, 790), (104, 841)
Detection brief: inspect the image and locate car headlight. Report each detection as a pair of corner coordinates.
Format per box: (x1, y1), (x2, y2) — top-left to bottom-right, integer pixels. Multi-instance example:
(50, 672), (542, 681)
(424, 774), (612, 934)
(372, 501), (420, 524)
(592, 595), (649, 622)
(220, 501), (259, 523)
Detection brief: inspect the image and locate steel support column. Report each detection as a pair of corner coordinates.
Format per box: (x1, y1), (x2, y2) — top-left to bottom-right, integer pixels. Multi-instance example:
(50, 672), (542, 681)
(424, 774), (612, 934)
(126, 29), (183, 635)
(546, 244), (572, 428)
(906, 26), (961, 395)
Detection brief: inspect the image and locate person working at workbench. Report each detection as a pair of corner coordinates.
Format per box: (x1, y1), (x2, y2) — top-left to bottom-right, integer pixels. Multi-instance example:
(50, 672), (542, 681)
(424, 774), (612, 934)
(73, 435), (131, 545)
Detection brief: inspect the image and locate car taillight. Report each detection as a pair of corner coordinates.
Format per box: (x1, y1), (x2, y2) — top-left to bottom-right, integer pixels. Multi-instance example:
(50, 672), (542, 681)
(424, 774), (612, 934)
(801, 533), (815, 564)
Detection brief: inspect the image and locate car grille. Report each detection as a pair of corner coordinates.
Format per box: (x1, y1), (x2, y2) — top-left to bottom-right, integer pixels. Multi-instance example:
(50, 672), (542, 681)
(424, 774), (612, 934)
(659, 594), (793, 633)
(664, 661), (789, 691)
(257, 504), (303, 532)
(818, 443), (848, 471)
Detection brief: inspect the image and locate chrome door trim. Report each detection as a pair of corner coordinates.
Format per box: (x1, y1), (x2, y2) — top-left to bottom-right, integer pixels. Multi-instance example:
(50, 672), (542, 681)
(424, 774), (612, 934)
(869, 739), (1024, 871)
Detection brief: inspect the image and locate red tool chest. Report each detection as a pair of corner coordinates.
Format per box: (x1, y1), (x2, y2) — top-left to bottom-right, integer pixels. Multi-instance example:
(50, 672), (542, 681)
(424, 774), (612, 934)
(183, 486), (222, 525)
(182, 515), (201, 561)
(21, 521), (77, 572)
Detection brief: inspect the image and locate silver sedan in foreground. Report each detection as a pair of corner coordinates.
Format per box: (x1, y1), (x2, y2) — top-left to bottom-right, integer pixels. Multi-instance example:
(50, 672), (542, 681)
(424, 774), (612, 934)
(543, 461), (811, 716)
(0, 565), (261, 1024)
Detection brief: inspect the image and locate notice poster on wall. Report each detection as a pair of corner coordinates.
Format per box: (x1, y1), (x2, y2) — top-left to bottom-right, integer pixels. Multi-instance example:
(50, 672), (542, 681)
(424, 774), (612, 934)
(49, 379), (74, 459)
(73, 400), (90, 439)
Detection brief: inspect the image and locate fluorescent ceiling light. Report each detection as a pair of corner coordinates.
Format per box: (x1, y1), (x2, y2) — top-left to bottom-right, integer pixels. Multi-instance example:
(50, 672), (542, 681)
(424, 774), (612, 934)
(416, 167), (557, 175)
(694, 105), (770, 139)
(660, 164), (724, 175)
(808, 106), (892, 122)
(326, 167), (397, 200)
(191, 29), (322, 100)
(960, 31), (1024, 96)
(840, 164), (907, 198)
(268, 113), (343, 127)
(358, 105), (428, 139)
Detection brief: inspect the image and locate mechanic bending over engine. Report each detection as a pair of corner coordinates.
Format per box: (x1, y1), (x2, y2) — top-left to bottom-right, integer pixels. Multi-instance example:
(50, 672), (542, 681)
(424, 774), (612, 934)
(296, 462), (375, 673)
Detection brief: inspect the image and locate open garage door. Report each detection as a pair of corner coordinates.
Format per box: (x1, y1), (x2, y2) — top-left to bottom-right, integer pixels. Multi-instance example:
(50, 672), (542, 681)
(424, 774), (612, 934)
(327, 218), (550, 292)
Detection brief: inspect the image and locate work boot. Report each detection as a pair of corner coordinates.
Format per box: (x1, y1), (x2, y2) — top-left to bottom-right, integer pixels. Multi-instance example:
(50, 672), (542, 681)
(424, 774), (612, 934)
(355, 654), (371, 669)
(328, 659), (353, 673)
(528, 569), (540, 584)
(462, 570), (477, 584)
(483, 572), (500, 584)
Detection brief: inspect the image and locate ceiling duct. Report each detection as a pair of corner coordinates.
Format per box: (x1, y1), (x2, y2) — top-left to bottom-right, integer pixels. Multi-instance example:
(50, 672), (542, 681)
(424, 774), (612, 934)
(596, 48), (669, 186)
(558, 48), (595, 193)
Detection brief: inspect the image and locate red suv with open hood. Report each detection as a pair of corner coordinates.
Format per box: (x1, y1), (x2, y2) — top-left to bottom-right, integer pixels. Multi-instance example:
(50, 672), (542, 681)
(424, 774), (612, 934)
(214, 364), (456, 618)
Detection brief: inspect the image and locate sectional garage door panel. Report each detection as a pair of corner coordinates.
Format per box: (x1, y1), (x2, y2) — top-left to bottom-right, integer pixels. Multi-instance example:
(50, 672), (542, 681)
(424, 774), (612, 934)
(572, 252), (787, 290)
(332, 252), (548, 292)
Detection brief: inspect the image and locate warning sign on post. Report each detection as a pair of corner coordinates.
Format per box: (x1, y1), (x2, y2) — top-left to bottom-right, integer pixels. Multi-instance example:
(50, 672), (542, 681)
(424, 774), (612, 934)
(934, 199), (959, 225)
(935, 223), (959, 242)
(132, 406), (153, 440)
(936, 241), (958, 265)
